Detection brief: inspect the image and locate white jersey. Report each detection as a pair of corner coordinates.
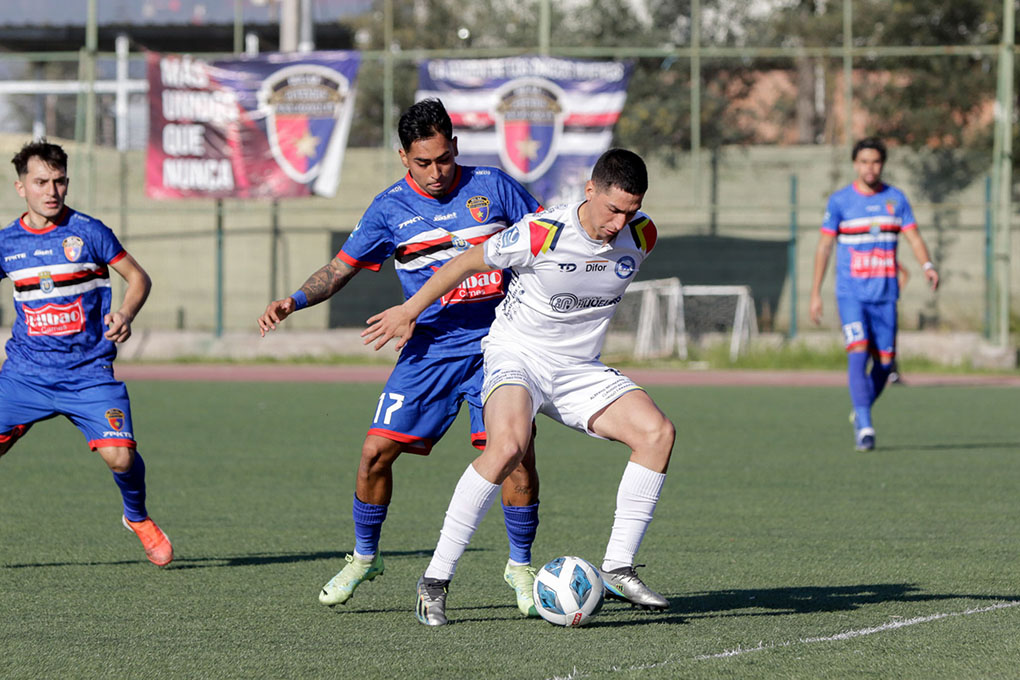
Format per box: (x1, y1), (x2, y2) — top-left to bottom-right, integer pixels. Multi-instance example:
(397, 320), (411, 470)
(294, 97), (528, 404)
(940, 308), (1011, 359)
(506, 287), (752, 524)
(482, 201), (658, 360)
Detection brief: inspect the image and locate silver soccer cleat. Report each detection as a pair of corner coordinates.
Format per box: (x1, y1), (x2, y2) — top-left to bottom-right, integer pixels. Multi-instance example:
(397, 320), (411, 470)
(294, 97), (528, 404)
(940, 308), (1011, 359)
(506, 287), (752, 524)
(415, 575), (450, 626)
(599, 565), (669, 610)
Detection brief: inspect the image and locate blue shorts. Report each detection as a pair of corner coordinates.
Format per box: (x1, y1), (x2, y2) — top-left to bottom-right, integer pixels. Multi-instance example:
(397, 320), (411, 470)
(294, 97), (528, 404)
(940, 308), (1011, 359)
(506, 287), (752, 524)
(0, 369), (137, 451)
(837, 297), (897, 362)
(366, 352), (485, 455)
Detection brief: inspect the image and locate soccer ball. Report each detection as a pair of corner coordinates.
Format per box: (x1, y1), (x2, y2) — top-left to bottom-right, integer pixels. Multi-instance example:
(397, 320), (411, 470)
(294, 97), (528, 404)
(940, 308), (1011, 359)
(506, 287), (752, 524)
(532, 556), (605, 627)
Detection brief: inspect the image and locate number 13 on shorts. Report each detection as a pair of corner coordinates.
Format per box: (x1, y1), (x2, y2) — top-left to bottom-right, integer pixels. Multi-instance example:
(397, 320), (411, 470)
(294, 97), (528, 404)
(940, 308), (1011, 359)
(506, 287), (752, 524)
(374, 392), (405, 426)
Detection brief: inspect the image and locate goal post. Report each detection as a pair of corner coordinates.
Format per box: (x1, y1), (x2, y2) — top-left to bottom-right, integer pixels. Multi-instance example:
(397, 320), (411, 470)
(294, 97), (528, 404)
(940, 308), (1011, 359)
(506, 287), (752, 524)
(606, 278), (758, 361)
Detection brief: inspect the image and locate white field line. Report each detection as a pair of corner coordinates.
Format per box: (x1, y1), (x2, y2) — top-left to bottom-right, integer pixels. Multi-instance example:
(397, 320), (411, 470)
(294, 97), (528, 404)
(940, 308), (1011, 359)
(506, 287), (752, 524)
(697, 600), (1020, 660)
(545, 600), (1020, 680)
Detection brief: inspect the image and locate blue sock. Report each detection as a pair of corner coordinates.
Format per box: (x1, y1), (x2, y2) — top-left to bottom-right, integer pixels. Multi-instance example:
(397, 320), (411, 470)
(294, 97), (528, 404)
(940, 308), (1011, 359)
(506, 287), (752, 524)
(847, 352), (874, 430)
(870, 361), (892, 405)
(352, 495), (387, 557)
(112, 451), (147, 522)
(502, 502), (539, 565)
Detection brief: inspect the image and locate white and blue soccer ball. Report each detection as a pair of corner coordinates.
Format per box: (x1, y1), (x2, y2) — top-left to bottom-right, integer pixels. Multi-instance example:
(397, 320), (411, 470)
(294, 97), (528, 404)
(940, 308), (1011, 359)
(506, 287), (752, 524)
(532, 556), (605, 627)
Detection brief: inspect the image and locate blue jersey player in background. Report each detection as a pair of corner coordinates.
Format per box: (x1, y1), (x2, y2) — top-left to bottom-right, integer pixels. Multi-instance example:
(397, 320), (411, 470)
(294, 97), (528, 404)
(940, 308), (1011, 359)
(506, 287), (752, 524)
(809, 138), (939, 452)
(257, 99), (543, 615)
(0, 140), (172, 566)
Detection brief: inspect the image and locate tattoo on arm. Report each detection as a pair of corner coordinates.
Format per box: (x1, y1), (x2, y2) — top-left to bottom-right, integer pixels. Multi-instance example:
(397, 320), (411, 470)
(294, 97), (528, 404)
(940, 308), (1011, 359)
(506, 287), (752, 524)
(299, 258), (358, 306)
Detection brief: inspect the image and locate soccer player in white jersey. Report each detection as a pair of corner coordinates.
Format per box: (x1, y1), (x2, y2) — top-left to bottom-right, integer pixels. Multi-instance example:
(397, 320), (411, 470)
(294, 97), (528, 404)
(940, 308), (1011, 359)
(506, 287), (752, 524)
(365, 148), (675, 625)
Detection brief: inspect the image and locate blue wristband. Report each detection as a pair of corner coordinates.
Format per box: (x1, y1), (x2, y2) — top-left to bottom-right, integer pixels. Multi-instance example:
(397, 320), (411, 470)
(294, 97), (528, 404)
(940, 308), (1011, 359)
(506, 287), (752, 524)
(291, 290), (308, 310)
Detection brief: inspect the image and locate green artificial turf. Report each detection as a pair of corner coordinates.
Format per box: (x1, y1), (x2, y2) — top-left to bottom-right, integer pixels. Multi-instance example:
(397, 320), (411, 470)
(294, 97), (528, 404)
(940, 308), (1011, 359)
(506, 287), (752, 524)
(1, 380), (1018, 679)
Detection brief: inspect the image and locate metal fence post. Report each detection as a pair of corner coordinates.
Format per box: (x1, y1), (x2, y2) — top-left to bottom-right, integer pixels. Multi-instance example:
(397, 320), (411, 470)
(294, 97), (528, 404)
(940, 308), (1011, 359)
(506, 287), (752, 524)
(789, 174), (798, 339)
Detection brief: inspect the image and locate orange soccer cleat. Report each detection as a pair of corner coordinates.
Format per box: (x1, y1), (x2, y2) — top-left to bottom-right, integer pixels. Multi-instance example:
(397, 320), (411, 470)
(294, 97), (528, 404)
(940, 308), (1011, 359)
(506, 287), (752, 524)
(122, 516), (174, 566)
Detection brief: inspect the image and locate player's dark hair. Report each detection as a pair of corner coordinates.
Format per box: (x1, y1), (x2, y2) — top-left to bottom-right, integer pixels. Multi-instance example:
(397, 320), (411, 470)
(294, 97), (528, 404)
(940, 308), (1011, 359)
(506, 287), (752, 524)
(591, 148), (647, 196)
(852, 137), (887, 163)
(11, 139), (68, 177)
(398, 98), (454, 151)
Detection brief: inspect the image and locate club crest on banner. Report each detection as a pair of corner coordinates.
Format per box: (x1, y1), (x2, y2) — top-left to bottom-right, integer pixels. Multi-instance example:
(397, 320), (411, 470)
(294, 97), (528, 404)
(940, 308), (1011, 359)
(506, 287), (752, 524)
(62, 236), (83, 262)
(258, 64), (353, 184)
(493, 78), (567, 183)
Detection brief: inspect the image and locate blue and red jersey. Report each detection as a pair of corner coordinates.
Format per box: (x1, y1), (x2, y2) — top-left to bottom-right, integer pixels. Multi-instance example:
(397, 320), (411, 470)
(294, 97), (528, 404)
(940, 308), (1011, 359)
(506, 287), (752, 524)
(822, 183), (917, 302)
(0, 208), (125, 376)
(339, 165), (541, 357)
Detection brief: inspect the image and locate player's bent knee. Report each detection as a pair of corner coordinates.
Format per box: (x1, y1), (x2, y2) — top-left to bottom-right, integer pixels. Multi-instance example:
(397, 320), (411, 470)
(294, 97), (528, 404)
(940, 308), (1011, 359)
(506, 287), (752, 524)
(97, 446), (135, 473)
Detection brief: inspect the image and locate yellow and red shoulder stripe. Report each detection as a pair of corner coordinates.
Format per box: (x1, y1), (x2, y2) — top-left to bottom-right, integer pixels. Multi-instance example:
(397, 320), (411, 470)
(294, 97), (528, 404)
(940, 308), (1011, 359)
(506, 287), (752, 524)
(628, 216), (657, 253)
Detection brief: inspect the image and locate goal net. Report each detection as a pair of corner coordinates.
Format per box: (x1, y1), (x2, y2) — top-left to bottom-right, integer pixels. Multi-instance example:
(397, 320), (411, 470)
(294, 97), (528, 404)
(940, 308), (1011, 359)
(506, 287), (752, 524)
(605, 278), (758, 361)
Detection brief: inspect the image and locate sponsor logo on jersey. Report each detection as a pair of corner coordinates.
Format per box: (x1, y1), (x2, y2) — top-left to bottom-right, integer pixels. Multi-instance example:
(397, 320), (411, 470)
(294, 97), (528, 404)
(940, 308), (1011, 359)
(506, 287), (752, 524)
(433, 212), (456, 222)
(499, 226), (521, 248)
(494, 77), (567, 183)
(105, 408), (126, 431)
(4, 252), (26, 262)
(257, 63), (354, 183)
(38, 271), (55, 294)
(34, 249), (53, 256)
(62, 236), (84, 262)
(23, 297), (85, 336)
(586, 260), (608, 272)
(466, 196), (491, 223)
(450, 234), (470, 251)
(849, 248), (896, 278)
(869, 220), (881, 235)
(397, 215), (424, 230)
(558, 263), (576, 272)
(439, 269), (504, 305)
(615, 255), (636, 279)
(549, 292), (622, 313)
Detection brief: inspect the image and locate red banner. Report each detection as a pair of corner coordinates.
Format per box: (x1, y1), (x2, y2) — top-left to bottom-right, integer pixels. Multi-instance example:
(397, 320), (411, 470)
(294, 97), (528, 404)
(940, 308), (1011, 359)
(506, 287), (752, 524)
(146, 50), (360, 199)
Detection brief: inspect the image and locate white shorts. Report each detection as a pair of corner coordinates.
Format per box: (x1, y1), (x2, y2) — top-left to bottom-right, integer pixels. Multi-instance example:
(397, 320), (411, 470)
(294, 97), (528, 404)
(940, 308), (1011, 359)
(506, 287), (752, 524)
(481, 340), (643, 438)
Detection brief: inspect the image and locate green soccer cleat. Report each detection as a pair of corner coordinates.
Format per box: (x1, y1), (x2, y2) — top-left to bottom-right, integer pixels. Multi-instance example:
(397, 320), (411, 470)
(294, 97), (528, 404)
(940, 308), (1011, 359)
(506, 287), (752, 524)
(318, 553), (384, 606)
(503, 561), (539, 617)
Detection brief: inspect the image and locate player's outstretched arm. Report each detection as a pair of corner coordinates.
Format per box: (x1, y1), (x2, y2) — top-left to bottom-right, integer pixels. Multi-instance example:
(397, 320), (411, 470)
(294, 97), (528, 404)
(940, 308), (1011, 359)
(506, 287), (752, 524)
(363, 245), (494, 352)
(106, 252), (152, 342)
(809, 233), (835, 325)
(257, 256), (359, 336)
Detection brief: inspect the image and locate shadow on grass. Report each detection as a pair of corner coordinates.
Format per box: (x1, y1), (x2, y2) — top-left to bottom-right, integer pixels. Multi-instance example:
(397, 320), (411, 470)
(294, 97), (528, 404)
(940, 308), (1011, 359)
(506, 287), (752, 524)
(1, 547), (480, 570)
(571, 583), (1020, 629)
(880, 442), (1020, 452)
(674, 583), (1017, 619)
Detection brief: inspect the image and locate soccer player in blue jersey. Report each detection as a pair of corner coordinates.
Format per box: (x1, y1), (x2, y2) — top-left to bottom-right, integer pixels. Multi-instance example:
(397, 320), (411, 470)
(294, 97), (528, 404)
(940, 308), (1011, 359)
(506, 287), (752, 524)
(809, 138), (939, 451)
(0, 140), (172, 566)
(257, 99), (543, 614)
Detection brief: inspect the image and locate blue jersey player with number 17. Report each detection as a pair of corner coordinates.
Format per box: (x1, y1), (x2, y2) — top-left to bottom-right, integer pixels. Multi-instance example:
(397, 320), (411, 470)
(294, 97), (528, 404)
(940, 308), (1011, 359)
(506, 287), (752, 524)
(257, 99), (544, 615)
(0, 140), (172, 566)
(809, 138), (939, 452)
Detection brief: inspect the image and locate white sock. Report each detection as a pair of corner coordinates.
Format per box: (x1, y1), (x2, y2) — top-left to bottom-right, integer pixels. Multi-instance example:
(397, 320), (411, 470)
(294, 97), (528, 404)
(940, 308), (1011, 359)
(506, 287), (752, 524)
(602, 461), (666, 572)
(424, 465), (500, 581)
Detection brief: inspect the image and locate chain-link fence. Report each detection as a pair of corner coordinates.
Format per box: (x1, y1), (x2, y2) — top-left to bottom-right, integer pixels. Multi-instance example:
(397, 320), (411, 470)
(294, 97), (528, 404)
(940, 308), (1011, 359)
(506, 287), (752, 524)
(0, 0), (1016, 341)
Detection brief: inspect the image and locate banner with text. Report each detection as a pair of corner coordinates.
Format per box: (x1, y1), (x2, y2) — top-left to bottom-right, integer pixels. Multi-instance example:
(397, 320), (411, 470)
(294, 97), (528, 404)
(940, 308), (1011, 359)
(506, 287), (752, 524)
(417, 56), (632, 205)
(146, 50), (360, 199)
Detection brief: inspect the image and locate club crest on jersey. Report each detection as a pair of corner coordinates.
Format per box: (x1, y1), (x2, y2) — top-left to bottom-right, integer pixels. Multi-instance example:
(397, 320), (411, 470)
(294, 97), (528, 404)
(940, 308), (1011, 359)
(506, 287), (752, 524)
(493, 77), (566, 183)
(885, 200), (896, 216)
(62, 236), (83, 262)
(466, 196), (491, 223)
(38, 271), (55, 294)
(615, 256), (636, 279)
(105, 408), (125, 431)
(258, 64), (353, 184)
